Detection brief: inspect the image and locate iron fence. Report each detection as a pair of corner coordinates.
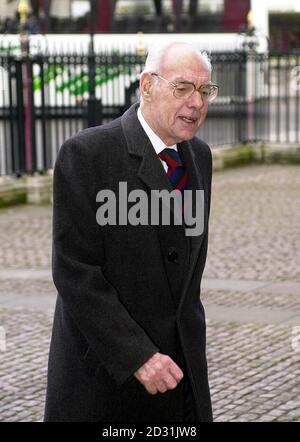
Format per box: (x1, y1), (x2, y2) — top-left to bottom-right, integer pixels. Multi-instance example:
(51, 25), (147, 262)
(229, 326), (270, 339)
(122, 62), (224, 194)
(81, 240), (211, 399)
(0, 49), (300, 176)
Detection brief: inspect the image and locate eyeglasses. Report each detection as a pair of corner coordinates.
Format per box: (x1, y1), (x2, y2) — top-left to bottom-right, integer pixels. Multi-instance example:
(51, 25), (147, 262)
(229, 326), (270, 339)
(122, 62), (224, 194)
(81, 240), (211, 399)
(151, 73), (219, 103)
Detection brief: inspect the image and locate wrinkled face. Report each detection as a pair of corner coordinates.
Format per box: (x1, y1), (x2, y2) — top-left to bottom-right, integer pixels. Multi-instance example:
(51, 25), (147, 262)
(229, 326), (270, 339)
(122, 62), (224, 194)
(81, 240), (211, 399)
(141, 51), (211, 145)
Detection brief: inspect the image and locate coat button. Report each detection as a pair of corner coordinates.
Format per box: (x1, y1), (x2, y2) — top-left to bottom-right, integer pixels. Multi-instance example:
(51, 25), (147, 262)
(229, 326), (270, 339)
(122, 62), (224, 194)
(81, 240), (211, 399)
(168, 249), (179, 263)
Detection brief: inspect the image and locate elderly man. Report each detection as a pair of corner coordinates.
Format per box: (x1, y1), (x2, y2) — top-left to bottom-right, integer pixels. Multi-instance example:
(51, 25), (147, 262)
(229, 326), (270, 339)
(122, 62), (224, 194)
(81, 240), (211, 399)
(44, 42), (218, 422)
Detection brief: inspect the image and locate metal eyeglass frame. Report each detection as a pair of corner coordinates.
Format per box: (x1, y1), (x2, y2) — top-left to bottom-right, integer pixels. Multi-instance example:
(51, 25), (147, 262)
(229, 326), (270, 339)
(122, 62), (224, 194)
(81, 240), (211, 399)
(151, 73), (219, 103)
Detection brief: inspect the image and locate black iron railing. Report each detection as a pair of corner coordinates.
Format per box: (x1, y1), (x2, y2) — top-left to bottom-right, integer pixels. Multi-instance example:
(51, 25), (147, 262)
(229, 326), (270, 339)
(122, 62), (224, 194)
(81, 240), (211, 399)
(0, 49), (299, 176)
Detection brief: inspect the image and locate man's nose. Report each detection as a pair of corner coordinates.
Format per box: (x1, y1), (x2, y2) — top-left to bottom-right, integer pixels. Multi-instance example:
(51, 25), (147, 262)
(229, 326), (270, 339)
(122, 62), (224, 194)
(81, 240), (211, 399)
(188, 90), (205, 109)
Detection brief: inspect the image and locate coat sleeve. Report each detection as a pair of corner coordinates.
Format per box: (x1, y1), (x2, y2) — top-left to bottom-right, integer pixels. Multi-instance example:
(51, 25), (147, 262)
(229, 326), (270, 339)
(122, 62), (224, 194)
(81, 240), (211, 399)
(52, 137), (159, 385)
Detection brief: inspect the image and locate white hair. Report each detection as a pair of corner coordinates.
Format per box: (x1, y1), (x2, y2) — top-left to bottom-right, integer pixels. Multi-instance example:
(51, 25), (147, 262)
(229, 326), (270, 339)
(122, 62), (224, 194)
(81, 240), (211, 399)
(142, 42), (212, 74)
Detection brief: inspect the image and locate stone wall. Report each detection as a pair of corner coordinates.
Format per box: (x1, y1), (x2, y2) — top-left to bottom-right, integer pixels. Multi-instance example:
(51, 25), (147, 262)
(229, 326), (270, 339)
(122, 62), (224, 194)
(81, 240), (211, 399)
(0, 144), (299, 207)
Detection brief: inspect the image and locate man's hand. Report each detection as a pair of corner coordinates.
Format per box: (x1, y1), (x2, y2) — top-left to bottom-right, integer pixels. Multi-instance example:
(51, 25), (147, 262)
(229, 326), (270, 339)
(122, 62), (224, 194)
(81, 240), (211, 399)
(134, 352), (184, 395)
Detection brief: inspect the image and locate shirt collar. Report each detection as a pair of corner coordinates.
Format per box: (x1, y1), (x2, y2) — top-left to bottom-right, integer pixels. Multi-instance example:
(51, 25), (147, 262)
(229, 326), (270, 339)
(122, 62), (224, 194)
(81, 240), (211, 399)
(137, 107), (177, 154)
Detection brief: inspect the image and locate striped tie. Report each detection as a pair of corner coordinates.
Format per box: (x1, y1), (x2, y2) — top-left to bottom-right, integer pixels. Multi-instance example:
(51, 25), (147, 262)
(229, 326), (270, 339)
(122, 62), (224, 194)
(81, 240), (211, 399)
(158, 148), (187, 194)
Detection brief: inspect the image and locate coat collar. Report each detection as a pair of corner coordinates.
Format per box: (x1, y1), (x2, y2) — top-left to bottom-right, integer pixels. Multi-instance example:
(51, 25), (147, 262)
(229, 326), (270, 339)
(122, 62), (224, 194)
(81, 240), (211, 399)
(121, 103), (173, 194)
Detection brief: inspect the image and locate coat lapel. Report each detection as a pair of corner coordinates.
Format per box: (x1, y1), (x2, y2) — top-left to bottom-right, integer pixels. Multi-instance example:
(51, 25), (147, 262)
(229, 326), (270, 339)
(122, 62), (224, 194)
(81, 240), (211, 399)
(121, 103), (172, 194)
(121, 104), (207, 311)
(177, 141), (207, 311)
(121, 104), (189, 308)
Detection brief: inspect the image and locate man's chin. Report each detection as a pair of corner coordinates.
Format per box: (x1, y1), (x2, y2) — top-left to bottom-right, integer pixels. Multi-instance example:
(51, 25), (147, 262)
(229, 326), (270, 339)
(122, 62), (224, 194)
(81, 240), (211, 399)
(176, 129), (198, 142)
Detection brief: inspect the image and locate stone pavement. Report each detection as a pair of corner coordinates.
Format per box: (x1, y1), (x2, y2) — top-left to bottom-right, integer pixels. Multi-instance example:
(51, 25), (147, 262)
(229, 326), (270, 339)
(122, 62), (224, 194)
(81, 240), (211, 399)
(0, 164), (299, 422)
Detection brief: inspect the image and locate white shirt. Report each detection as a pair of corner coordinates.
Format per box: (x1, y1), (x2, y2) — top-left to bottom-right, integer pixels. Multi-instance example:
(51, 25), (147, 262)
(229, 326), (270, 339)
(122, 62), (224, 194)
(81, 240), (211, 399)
(137, 107), (177, 173)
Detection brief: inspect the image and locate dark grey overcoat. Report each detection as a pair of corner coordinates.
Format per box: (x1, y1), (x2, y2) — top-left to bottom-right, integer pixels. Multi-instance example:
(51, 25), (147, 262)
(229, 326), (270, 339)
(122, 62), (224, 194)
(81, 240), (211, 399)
(44, 103), (213, 422)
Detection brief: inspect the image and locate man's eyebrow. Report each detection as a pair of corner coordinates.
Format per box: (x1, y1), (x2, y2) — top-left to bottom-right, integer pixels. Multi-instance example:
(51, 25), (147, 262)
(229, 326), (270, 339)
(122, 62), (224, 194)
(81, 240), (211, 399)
(173, 77), (212, 85)
(173, 77), (194, 84)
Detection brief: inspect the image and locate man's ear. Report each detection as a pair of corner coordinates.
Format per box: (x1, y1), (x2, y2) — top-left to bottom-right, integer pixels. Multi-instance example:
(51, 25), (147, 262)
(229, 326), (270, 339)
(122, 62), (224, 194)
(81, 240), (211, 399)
(140, 72), (154, 102)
